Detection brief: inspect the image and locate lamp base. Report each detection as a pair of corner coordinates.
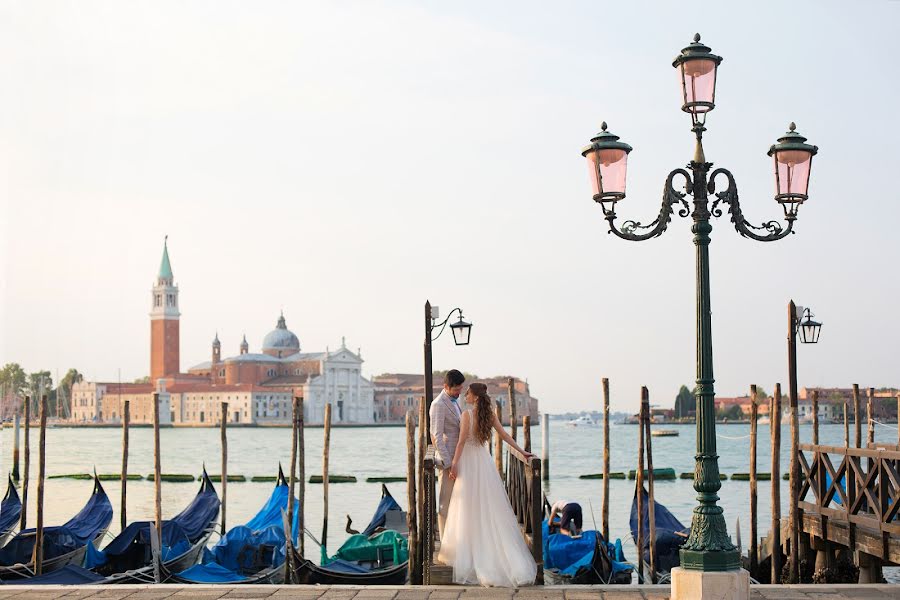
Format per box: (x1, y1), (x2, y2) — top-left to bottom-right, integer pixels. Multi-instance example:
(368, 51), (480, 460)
(670, 567), (749, 600)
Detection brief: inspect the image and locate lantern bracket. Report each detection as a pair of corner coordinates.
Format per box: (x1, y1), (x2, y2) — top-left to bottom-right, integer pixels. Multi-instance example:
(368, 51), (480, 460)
(604, 168), (692, 241)
(430, 307), (465, 342)
(708, 168), (795, 242)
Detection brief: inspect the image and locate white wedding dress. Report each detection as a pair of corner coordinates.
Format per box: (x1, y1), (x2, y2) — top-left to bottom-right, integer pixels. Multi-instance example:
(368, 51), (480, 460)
(437, 408), (537, 586)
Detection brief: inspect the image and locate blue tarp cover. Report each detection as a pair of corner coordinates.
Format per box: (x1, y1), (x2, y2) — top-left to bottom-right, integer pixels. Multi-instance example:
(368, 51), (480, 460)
(0, 477), (22, 539)
(175, 478), (299, 583)
(0, 481), (112, 565)
(10, 564), (105, 585)
(362, 488), (402, 537)
(542, 521), (631, 577)
(322, 559), (372, 574)
(629, 486), (689, 573)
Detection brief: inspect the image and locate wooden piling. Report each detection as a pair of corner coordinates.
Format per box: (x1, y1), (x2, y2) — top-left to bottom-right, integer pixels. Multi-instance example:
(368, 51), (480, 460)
(406, 410), (419, 584)
(843, 403), (849, 449)
(321, 403), (332, 560)
(642, 386), (656, 583)
(867, 387), (875, 446)
(20, 396), (30, 530)
(523, 416), (532, 453)
(636, 389), (646, 583)
(12, 408), (19, 482)
(286, 397), (299, 583)
(811, 390), (819, 446)
(541, 412), (550, 482)
(508, 377), (517, 442)
(789, 380), (800, 583)
(32, 395), (47, 575)
(749, 385), (759, 578)
(417, 397), (426, 578)
(495, 400), (503, 476)
(152, 392), (162, 583)
(298, 397), (305, 558)
(121, 400), (130, 531)
(220, 401), (228, 535)
(602, 377), (610, 542)
(771, 384), (782, 584)
(853, 384), (861, 448)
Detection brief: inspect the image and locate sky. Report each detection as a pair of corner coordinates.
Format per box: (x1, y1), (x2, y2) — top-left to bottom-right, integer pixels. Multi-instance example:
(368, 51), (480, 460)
(1, 1), (898, 413)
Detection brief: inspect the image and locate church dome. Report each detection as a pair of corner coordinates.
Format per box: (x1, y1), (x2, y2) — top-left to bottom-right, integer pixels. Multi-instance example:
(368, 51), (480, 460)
(262, 313), (300, 356)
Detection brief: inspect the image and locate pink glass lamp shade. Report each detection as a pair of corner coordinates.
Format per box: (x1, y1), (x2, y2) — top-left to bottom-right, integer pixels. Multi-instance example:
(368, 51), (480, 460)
(768, 122), (818, 210)
(673, 34), (723, 116)
(582, 122), (633, 202)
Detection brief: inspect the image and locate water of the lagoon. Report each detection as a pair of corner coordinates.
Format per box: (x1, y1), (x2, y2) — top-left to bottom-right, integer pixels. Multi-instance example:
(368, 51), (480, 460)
(0, 420), (896, 574)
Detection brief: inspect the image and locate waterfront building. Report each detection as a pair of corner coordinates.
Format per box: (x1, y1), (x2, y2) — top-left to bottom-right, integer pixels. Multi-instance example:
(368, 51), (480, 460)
(71, 240), (374, 425)
(372, 373), (540, 424)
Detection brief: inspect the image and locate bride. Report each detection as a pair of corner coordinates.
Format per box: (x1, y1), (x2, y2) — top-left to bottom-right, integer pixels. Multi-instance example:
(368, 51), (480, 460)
(437, 382), (538, 587)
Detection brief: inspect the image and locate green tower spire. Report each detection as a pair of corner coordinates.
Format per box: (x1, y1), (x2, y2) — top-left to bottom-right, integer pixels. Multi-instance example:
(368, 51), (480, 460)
(159, 235), (173, 280)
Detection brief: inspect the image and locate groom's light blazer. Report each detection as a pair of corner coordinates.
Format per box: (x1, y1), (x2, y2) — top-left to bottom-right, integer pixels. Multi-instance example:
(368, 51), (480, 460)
(430, 389), (461, 468)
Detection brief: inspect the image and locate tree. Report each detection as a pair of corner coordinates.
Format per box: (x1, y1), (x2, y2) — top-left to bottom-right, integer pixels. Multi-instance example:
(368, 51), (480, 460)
(133, 376), (151, 384)
(0, 363), (28, 396)
(755, 386), (769, 400)
(57, 368), (83, 417)
(28, 370), (53, 398)
(674, 384), (695, 419)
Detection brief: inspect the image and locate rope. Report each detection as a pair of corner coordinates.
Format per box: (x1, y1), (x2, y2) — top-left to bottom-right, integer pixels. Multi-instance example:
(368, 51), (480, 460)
(871, 419), (898, 431)
(717, 433), (751, 440)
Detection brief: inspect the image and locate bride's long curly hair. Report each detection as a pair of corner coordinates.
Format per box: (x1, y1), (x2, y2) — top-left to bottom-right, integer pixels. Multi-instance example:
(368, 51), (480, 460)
(469, 383), (494, 445)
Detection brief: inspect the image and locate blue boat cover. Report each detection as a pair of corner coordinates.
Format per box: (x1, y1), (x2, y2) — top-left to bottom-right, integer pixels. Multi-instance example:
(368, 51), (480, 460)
(322, 558), (372, 574)
(175, 476), (299, 583)
(85, 473), (219, 569)
(362, 487), (402, 537)
(542, 521), (631, 577)
(0, 479), (112, 565)
(0, 476), (22, 539)
(629, 485), (689, 573)
(10, 564), (105, 585)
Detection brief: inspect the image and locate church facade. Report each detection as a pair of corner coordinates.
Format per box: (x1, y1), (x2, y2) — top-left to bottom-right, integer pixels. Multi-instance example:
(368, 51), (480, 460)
(71, 240), (375, 425)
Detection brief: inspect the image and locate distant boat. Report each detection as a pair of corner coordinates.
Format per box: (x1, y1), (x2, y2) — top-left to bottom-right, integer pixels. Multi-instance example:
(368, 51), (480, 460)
(650, 429), (679, 437)
(567, 416), (597, 427)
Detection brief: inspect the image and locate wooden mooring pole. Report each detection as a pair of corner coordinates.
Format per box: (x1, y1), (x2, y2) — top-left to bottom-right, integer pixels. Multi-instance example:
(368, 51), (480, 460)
(321, 403), (332, 562)
(495, 400), (503, 475)
(417, 397), (426, 579)
(152, 392), (162, 583)
(602, 377), (610, 542)
(843, 403), (849, 449)
(523, 416), (531, 453)
(789, 382), (800, 583)
(749, 384), (759, 578)
(812, 390), (819, 446)
(12, 407), (20, 482)
(508, 377), (517, 442)
(867, 387), (875, 446)
(20, 395), (30, 530)
(771, 384), (783, 584)
(642, 386), (656, 583)
(853, 384), (861, 448)
(541, 413), (549, 483)
(636, 389), (646, 583)
(121, 400), (130, 531)
(286, 396), (299, 584)
(298, 397), (305, 558)
(406, 409), (419, 585)
(32, 395), (47, 575)
(220, 401), (228, 535)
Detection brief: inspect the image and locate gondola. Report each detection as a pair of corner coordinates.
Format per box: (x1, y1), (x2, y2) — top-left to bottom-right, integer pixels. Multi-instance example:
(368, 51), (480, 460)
(0, 475), (22, 547)
(85, 468), (220, 583)
(629, 484), (690, 578)
(0, 474), (112, 579)
(169, 465), (298, 584)
(542, 501), (632, 585)
(291, 484), (408, 585)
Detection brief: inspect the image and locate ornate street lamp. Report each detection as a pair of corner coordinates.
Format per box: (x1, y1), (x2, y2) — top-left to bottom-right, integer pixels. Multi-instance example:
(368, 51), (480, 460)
(581, 34), (819, 574)
(796, 306), (822, 345)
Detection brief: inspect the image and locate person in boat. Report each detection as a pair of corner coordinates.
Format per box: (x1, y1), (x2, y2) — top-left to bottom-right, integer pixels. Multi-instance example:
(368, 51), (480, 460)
(548, 499), (583, 537)
(429, 369), (465, 537)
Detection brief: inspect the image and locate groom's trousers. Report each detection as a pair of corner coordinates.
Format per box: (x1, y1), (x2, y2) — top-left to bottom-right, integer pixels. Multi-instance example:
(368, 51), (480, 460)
(437, 467), (455, 538)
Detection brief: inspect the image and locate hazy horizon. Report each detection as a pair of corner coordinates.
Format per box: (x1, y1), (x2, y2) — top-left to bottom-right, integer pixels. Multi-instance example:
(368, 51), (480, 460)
(2, 1), (898, 413)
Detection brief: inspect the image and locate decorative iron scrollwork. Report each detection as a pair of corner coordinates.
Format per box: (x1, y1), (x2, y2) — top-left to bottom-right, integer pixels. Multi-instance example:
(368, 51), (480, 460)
(708, 168), (794, 242)
(606, 168), (692, 241)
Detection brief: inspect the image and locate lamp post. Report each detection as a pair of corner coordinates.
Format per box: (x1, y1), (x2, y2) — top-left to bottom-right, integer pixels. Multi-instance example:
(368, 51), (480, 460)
(580, 34), (818, 575)
(423, 301), (472, 438)
(787, 301), (821, 582)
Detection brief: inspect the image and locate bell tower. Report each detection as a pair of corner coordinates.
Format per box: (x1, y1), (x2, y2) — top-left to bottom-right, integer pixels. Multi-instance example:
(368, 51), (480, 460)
(150, 237), (181, 381)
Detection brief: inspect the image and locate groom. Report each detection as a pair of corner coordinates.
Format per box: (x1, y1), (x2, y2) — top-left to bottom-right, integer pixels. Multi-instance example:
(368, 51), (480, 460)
(429, 369), (465, 537)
